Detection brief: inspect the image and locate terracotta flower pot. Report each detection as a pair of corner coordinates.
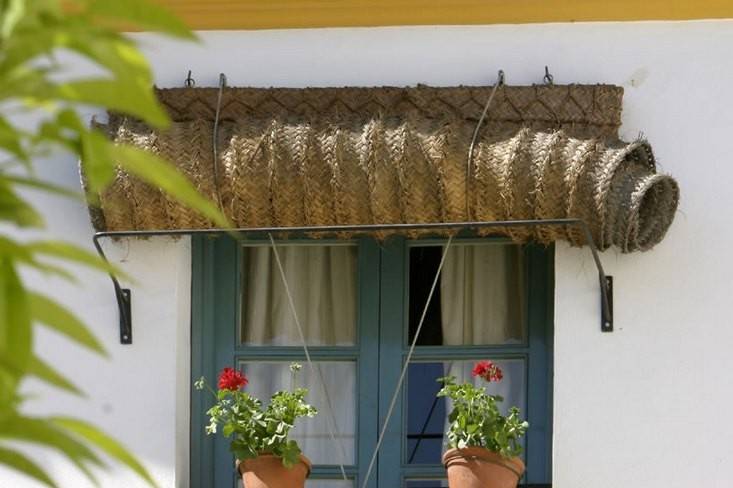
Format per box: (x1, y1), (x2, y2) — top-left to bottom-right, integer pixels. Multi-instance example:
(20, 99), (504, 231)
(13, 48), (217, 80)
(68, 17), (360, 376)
(237, 453), (312, 488)
(442, 447), (525, 488)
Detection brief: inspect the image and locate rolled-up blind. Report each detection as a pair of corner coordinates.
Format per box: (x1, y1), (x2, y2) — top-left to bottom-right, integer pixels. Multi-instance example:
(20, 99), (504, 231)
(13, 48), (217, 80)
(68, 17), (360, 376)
(85, 84), (678, 252)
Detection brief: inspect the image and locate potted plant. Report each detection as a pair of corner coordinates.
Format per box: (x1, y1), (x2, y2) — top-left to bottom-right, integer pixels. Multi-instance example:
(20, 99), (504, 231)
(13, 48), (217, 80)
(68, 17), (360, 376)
(194, 363), (317, 488)
(437, 360), (529, 488)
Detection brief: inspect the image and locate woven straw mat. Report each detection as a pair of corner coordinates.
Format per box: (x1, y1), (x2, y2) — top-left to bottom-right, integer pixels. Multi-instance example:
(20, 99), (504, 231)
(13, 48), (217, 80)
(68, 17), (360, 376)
(86, 84), (679, 252)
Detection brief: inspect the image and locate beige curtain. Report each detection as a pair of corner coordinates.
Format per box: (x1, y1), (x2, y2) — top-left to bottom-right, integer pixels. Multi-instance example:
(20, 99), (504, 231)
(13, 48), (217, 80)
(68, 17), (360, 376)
(242, 245), (357, 346)
(240, 245), (358, 467)
(440, 244), (525, 346)
(440, 245), (527, 438)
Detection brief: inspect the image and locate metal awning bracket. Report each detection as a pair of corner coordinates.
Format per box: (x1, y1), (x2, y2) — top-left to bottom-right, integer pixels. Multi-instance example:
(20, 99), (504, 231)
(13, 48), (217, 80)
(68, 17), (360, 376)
(118, 288), (132, 344)
(601, 275), (613, 332)
(92, 219), (615, 344)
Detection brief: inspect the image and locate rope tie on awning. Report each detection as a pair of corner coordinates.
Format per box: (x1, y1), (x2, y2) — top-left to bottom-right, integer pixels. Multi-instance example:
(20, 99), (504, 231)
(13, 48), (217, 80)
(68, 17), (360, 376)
(466, 70), (504, 221)
(211, 73), (227, 213)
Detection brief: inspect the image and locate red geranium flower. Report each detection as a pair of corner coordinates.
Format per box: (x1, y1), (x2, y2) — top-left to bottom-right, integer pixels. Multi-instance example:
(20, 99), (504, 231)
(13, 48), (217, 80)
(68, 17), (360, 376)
(471, 360), (503, 383)
(218, 367), (248, 391)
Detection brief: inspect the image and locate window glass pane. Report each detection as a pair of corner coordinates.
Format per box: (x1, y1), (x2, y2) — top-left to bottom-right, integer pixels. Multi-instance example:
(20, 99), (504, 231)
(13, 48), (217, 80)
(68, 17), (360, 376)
(404, 480), (448, 487)
(240, 244), (358, 346)
(307, 480), (355, 487)
(238, 478), (354, 488)
(236, 475), (355, 487)
(405, 362), (446, 464)
(238, 361), (356, 465)
(405, 360), (526, 465)
(408, 244), (526, 346)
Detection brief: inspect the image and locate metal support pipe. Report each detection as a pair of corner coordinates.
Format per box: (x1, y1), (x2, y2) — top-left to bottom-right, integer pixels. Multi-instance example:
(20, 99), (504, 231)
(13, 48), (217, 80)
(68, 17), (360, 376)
(92, 218), (614, 344)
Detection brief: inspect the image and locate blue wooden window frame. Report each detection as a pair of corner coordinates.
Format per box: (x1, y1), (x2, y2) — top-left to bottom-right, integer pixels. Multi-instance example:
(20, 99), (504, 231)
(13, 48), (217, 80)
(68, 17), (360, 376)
(190, 235), (553, 487)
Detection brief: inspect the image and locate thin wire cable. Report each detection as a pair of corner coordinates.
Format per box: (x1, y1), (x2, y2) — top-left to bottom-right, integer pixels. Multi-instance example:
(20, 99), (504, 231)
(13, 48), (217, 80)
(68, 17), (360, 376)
(267, 234), (350, 481)
(212, 73), (226, 212)
(466, 70), (504, 221)
(360, 235), (454, 488)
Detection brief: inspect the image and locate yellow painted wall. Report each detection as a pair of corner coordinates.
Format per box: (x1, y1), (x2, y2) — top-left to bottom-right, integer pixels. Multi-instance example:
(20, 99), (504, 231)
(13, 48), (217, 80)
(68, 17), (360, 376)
(157, 0), (733, 31)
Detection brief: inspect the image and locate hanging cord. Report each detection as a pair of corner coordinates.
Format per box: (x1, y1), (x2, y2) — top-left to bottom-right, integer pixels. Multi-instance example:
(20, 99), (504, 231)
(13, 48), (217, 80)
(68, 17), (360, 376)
(465, 70), (505, 221)
(212, 73), (227, 212)
(360, 235), (454, 488)
(267, 234), (349, 482)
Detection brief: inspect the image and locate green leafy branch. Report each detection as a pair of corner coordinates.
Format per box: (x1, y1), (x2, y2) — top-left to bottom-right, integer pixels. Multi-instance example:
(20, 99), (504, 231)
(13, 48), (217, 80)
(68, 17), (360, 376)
(0, 0), (229, 486)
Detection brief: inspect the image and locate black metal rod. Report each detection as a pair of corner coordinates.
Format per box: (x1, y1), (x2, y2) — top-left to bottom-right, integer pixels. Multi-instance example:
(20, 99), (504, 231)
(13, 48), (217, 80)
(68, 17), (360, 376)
(406, 433), (443, 440)
(408, 394), (442, 463)
(92, 218), (613, 343)
(94, 218), (595, 238)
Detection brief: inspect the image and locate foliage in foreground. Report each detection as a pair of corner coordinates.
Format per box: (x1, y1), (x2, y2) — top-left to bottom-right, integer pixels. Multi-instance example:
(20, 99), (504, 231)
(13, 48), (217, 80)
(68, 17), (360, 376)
(0, 0), (227, 486)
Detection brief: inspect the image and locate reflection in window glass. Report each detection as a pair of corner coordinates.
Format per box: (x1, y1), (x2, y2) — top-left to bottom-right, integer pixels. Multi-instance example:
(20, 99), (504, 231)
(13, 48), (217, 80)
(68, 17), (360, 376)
(238, 361), (356, 465)
(409, 244), (526, 346)
(406, 362), (446, 464)
(240, 245), (358, 346)
(405, 360), (527, 465)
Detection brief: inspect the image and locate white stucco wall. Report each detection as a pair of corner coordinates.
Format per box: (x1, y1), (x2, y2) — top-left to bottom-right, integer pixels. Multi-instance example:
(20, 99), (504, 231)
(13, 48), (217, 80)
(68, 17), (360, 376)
(3, 19), (733, 488)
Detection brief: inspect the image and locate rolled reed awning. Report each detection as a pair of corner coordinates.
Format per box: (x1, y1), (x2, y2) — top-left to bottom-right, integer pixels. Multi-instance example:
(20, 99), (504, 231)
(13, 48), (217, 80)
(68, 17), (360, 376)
(86, 84), (679, 252)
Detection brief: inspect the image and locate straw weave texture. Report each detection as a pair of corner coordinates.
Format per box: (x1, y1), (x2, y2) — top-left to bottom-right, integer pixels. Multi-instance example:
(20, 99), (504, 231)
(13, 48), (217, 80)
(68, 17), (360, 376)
(87, 84), (679, 252)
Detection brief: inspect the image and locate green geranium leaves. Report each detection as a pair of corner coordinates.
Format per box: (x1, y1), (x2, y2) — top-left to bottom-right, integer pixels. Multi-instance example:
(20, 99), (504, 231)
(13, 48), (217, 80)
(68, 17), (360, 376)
(438, 375), (529, 458)
(198, 367), (317, 468)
